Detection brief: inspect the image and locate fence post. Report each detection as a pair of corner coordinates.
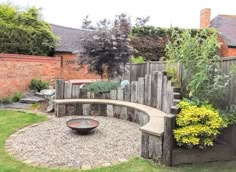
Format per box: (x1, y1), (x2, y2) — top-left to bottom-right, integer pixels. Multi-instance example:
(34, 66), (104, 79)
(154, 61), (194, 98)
(151, 71), (158, 107)
(71, 85), (80, 98)
(138, 77), (145, 104)
(162, 74), (168, 112)
(131, 81), (138, 103)
(145, 74), (151, 106)
(163, 114), (176, 166)
(117, 87), (127, 120)
(146, 61), (150, 75)
(156, 72), (163, 109)
(55, 79), (64, 99)
(64, 81), (72, 99)
(107, 89), (116, 117)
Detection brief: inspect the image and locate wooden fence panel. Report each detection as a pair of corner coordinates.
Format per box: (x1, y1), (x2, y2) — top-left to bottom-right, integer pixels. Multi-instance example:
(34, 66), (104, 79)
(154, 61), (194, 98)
(127, 62), (167, 82)
(220, 57), (236, 109)
(125, 58), (236, 109)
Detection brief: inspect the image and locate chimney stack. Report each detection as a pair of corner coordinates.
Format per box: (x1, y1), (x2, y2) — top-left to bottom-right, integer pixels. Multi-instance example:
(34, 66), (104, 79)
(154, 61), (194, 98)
(200, 8), (211, 29)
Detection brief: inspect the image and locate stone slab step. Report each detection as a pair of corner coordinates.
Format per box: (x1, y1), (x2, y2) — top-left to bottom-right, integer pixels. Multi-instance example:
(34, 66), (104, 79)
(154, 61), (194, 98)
(173, 92), (182, 99)
(19, 96), (46, 104)
(173, 87), (181, 93)
(171, 106), (180, 115)
(173, 99), (181, 105)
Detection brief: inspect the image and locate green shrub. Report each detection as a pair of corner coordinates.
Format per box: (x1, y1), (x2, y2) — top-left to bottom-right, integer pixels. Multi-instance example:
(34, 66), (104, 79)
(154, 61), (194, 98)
(174, 99), (226, 149)
(11, 92), (23, 102)
(29, 79), (49, 92)
(130, 56), (145, 64)
(84, 81), (120, 93)
(220, 110), (236, 126)
(0, 4), (57, 56)
(1, 96), (12, 104)
(1, 92), (23, 104)
(166, 64), (181, 87)
(130, 26), (217, 61)
(166, 29), (229, 107)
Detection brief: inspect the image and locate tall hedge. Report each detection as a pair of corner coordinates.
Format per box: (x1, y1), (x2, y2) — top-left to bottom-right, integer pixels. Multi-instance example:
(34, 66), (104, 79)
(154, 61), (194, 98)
(0, 4), (57, 56)
(130, 26), (217, 61)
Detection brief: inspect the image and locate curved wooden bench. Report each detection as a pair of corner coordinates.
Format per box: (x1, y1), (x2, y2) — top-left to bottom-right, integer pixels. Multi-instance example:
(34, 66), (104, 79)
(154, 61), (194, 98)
(54, 99), (167, 137)
(54, 99), (176, 164)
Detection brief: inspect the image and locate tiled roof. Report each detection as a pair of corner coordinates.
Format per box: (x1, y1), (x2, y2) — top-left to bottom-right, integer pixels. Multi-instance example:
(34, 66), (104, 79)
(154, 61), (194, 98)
(51, 24), (94, 53)
(210, 15), (236, 47)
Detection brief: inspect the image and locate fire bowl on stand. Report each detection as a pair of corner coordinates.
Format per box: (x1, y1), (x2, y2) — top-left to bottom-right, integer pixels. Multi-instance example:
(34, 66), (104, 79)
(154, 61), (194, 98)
(66, 118), (99, 134)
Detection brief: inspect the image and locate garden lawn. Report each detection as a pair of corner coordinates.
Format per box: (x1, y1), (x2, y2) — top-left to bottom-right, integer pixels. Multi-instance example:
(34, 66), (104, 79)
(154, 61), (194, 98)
(0, 110), (236, 172)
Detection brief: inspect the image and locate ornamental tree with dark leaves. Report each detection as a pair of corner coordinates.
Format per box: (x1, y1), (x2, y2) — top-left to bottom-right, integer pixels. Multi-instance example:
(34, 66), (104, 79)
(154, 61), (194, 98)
(79, 14), (133, 79)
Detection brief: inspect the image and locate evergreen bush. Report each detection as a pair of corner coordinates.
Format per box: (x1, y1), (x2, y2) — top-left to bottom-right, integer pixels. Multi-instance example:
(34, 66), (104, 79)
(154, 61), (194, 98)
(0, 4), (57, 56)
(29, 79), (49, 92)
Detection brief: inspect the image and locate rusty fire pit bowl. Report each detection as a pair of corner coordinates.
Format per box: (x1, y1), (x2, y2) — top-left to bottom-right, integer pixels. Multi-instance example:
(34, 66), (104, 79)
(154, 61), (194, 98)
(66, 118), (99, 134)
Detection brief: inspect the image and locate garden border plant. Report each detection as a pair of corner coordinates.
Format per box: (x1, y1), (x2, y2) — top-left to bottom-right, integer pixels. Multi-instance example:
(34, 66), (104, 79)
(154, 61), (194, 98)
(1, 92), (23, 104)
(174, 99), (226, 149)
(29, 78), (49, 92)
(83, 81), (120, 94)
(166, 28), (228, 106)
(165, 28), (236, 150)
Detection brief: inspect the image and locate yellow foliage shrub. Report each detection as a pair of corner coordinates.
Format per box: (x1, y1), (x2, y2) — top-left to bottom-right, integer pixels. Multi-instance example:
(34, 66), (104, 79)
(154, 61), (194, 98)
(174, 100), (226, 149)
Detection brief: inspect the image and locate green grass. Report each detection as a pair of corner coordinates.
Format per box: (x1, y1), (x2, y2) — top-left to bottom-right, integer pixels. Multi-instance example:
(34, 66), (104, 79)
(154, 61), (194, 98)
(0, 110), (236, 172)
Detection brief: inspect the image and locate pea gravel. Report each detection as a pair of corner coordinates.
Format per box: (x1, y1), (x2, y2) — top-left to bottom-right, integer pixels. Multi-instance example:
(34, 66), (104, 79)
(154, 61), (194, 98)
(10, 116), (141, 168)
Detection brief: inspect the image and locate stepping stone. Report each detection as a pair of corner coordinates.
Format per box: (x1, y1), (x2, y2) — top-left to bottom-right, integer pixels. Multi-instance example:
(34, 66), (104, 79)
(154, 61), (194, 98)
(4, 102), (32, 109)
(19, 96), (45, 104)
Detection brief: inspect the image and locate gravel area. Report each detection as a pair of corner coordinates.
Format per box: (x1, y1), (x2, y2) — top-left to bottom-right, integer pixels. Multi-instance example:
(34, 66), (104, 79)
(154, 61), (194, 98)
(11, 116), (141, 168)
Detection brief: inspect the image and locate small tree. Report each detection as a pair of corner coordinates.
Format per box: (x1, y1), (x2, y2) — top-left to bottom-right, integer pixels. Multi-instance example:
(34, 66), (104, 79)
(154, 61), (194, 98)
(79, 14), (133, 79)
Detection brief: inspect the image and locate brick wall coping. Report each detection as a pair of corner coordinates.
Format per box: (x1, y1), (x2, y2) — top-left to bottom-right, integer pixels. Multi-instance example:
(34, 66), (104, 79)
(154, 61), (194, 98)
(54, 98), (168, 137)
(69, 79), (105, 85)
(0, 53), (60, 61)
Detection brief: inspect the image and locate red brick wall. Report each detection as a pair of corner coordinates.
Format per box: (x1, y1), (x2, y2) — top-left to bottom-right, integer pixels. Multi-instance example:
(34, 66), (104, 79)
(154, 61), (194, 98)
(0, 53), (100, 99)
(226, 48), (236, 57)
(55, 52), (101, 80)
(218, 36), (229, 57)
(0, 53), (61, 98)
(218, 37), (236, 57)
(200, 8), (236, 57)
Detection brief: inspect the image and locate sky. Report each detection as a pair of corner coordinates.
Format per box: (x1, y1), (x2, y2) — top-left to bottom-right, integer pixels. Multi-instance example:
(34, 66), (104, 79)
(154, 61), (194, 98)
(1, 0), (236, 29)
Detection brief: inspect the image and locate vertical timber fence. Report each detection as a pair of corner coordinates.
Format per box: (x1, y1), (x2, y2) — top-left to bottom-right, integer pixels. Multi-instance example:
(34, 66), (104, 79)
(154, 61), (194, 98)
(125, 58), (236, 109)
(55, 71), (180, 116)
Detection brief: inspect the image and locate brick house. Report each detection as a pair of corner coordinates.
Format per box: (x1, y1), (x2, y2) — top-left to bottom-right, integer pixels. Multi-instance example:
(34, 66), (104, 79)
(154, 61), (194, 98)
(200, 8), (236, 57)
(51, 24), (99, 80)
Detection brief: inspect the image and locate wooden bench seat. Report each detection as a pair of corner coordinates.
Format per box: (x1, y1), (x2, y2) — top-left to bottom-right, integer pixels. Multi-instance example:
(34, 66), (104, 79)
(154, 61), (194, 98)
(54, 99), (167, 136)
